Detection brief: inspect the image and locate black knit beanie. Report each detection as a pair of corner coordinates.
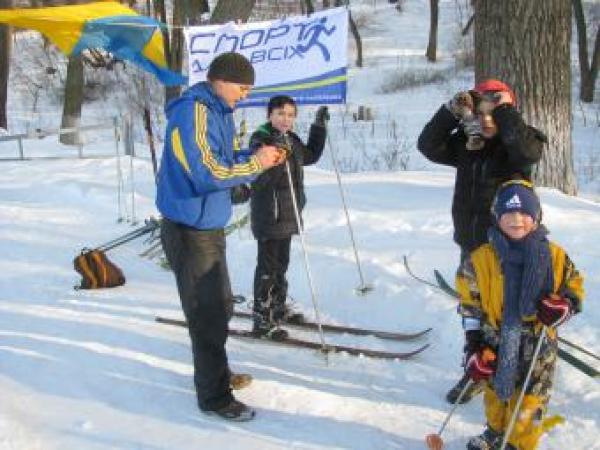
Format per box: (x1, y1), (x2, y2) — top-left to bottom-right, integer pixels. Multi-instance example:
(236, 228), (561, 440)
(207, 52), (255, 85)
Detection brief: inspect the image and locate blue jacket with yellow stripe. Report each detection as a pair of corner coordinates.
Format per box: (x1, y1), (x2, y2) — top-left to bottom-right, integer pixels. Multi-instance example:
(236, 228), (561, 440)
(156, 82), (262, 230)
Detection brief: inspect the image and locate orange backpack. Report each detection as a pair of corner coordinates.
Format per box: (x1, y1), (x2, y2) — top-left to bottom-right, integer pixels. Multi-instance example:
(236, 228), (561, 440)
(73, 248), (126, 289)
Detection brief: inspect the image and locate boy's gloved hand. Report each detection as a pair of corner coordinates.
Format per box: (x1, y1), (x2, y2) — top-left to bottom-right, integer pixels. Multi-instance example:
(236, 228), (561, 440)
(231, 184), (251, 204)
(465, 347), (497, 382)
(537, 294), (572, 327)
(446, 91), (474, 120)
(463, 330), (496, 382)
(314, 106), (330, 127)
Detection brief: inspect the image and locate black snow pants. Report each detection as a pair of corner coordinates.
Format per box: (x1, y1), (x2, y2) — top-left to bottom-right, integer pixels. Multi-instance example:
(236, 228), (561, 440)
(253, 237), (292, 324)
(160, 218), (234, 411)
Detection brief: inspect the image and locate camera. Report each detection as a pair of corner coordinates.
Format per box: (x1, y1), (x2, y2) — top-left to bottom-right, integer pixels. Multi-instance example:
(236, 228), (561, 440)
(462, 114), (485, 151)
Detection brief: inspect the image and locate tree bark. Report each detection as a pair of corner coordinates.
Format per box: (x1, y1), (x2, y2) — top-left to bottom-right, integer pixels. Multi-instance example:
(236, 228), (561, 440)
(304, 0), (315, 14)
(333, 0), (361, 67)
(348, 9), (362, 67)
(474, 0), (576, 195)
(572, 0), (598, 102)
(60, 55), (84, 145)
(0, 0), (13, 130)
(165, 0), (185, 102)
(425, 0), (439, 62)
(210, 0), (256, 24)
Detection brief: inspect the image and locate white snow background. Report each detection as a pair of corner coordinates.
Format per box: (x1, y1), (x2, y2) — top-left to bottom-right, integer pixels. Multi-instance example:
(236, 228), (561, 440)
(0, 1), (598, 449)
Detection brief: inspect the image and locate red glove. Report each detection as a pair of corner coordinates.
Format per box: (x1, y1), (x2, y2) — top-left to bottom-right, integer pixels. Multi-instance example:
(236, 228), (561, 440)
(465, 348), (497, 382)
(538, 294), (572, 327)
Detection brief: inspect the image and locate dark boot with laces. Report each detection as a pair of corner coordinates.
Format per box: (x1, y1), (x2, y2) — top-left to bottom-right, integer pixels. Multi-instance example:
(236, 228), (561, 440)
(252, 314), (289, 341)
(283, 304), (305, 324)
(203, 399), (256, 422)
(466, 426), (504, 450)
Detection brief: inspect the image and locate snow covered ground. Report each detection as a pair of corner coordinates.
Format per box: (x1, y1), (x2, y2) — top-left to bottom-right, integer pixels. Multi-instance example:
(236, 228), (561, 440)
(1, 0), (599, 449)
(0, 158), (598, 450)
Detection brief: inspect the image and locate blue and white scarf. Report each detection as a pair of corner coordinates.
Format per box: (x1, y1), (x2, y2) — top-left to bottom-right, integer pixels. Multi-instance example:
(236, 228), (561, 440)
(488, 225), (554, 401)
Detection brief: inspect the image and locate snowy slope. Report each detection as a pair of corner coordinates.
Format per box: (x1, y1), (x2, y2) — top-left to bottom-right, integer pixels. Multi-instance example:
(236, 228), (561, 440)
(0, 157), (598, 450)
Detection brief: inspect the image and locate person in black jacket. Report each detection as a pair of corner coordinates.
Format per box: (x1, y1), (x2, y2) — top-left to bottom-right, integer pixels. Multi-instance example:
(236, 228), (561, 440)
(417, 79), (547, 405)
(249, 95), (328, 340)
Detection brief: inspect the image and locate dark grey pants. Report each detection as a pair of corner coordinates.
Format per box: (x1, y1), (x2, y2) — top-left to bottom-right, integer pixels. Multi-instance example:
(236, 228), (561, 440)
(160, 218), (234, 411)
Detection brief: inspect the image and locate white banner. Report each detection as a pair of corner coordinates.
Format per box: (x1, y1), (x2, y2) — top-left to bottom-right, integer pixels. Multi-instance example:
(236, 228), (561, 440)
(184, 7), (348, 106)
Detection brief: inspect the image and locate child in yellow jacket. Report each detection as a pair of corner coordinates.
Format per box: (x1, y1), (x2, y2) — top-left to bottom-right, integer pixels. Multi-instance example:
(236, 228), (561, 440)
(456, 180), (584, 450)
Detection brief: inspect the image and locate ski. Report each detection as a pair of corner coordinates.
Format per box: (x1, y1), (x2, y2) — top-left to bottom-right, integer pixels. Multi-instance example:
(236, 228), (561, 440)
(433, 269), (460, 298)
(155, 316), (430, 360)
(403, 255), (443, 292)
(232, 310), (432, 341)
(558, 348), (599, 378)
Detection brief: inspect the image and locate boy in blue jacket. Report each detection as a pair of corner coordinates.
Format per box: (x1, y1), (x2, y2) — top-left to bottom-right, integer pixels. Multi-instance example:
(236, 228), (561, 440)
(156, 52), (284, 421)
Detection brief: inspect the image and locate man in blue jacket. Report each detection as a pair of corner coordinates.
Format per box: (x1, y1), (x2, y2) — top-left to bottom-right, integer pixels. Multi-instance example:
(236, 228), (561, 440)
(157, 52), (284, 421)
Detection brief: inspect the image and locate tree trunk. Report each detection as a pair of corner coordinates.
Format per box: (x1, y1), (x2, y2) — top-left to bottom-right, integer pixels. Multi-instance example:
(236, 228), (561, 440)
(572, 0), (596, 102)
(334, 0), (362, 67)
(210, 0), (256, 24)
(425, 0), (439, 62)
(322, 0), (330, 8)
(60, 55), (84, 145)
(166, 0), (185, 102)
(348, 9), (363, 67)
(304, 0), (315, 14)
(191, 0), (210, 18)
(0, 0), (13, 130)
(474, 0), (576, 195)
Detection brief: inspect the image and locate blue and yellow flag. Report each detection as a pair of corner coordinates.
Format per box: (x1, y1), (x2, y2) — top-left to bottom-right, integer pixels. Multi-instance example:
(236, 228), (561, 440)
(0, 1), (186, 86)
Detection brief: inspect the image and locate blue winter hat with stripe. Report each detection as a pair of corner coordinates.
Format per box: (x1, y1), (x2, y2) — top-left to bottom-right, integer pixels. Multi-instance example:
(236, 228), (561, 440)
(493, 181), (541, 222)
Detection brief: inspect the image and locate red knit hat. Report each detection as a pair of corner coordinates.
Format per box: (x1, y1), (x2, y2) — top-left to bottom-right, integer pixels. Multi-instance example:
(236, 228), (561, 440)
(474, 79), (517, 106)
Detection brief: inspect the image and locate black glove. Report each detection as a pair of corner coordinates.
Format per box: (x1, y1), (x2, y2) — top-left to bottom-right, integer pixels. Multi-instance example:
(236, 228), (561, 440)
(231, 184), (251, 204)
(464, 329), (485, 355)
(314, 106), (330, 127)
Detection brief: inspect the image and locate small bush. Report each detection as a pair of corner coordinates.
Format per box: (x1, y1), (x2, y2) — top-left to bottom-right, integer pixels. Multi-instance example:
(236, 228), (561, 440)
(379, 69), (448, 94)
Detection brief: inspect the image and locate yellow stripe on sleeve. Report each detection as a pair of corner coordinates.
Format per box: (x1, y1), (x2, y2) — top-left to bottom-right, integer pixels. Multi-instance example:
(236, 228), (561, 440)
(194, 104), (261, 179)
(171, 128), (191, 174)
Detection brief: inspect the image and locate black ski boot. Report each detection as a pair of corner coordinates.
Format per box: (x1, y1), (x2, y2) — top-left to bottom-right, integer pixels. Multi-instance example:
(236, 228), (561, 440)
(446, 372), (484, 404)
(252, 315), (289, 341)
(283, 304), (305, 324)
(203, 399), (256, 422)
(466, 426), (505, 450)
(271, 275), (305, 324)
(252, 272), (289, 341)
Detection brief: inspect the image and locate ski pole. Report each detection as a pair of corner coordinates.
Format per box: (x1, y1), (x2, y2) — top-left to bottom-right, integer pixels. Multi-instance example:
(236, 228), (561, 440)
(129, 145), (137, 225)
(425, 349), (495, 450)
(283, 150), (327, 353)
(499, 325), (548, 450)
(326, 134), (373, 295)
(425, 380), (473, 450)
(113, 116), (125, 223)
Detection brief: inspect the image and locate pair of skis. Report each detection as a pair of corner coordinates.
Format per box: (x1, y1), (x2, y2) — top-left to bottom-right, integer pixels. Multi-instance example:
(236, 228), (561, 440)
(156, 312), (431, 361)
(403, 255), (600, 379)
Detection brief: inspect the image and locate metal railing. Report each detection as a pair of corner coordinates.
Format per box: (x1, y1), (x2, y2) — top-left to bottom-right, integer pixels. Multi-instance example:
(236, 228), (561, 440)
(0, 117), (132, 160)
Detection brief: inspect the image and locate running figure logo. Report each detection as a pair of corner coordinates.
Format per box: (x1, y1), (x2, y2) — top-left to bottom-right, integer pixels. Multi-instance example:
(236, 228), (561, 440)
(295, 17), (336, 61)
